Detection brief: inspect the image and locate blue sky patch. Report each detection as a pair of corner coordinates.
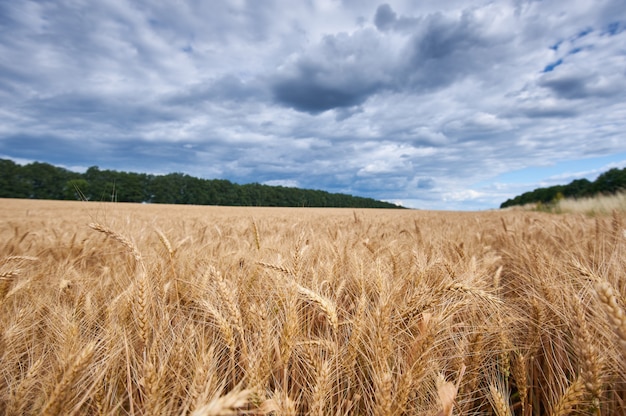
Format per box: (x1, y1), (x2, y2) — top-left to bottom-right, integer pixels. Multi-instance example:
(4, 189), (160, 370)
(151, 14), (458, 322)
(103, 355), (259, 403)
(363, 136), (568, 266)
(543, 59), (563, 72)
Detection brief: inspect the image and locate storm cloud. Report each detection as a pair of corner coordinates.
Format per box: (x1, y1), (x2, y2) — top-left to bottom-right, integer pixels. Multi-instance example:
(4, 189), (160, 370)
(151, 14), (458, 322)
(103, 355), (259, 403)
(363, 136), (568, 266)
(270, 28), (393, 113)
(270, 4), (514, 112)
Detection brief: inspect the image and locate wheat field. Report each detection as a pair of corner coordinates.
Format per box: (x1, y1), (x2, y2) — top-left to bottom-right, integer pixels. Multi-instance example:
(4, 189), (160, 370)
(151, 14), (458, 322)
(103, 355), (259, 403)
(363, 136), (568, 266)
(0, 198), (625, 415)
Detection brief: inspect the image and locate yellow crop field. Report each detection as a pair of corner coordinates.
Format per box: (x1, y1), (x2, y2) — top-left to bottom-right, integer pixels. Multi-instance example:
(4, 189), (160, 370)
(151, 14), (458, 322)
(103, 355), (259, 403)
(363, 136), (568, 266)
(1, 198), (625, 415)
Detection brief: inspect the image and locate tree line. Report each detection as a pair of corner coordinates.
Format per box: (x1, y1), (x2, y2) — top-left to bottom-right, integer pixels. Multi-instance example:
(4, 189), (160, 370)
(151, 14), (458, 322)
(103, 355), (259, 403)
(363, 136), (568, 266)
(0, 159), (404, 209)
(500, 167), (626, 208)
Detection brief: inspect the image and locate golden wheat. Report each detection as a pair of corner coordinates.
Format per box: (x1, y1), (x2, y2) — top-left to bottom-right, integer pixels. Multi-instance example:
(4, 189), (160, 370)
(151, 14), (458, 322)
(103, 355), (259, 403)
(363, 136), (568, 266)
(0, 199), (624, 414)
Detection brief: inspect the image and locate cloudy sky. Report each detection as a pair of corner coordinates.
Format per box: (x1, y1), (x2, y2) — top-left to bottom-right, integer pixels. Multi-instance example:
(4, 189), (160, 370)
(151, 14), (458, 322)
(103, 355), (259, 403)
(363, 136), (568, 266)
(1, 0), (625, 209)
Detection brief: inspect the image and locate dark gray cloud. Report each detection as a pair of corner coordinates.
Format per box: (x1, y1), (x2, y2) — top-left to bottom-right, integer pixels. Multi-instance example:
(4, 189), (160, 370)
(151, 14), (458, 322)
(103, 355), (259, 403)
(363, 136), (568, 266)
(374, 4), (397, 31)
(410, 11), (491, 61)
(374, 3), (421, 32)
(402, 9), (514, 91)
(270, 29), (392, 113)
(1, 0), (626, 210)
(417, 177), (435, 190)
(272, 76), (376, 114)
(166, 75), (268, 107)
(519, 105), (579, 119)
(271, 4), (513, 113)
(1, 134), (97, 164)
(539, 74), (591, 99)
(28, 93), (179, 130)
(539, 71), (622, 100)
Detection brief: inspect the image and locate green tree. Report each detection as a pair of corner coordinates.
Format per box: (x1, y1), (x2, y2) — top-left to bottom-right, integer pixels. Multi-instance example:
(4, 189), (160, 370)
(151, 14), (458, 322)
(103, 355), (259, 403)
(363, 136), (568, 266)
(113, 171), (147, 202)
(22, 162), (79, 199)
(64, 179), (89, 200)
(593, 168), (626, 194)
(563, 178), (591, 198)
(0, 158), (404, 208)
(0, 159), (30, 198)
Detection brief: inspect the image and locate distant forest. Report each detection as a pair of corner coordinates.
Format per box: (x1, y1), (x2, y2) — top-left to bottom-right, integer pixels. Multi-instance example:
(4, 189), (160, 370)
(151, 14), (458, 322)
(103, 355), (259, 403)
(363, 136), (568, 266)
(0, 159), (403, 209)
(500, 167), (626, 208)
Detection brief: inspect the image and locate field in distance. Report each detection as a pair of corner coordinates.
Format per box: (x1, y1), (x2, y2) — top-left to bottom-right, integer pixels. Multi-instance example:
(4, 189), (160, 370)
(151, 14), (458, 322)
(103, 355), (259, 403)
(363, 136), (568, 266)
(1, 198), (625, 415)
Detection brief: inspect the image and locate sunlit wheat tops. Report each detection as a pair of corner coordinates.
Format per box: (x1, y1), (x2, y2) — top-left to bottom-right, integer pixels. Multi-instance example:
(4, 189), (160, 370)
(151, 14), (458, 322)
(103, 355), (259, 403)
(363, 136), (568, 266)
(0, 199), (624, 414)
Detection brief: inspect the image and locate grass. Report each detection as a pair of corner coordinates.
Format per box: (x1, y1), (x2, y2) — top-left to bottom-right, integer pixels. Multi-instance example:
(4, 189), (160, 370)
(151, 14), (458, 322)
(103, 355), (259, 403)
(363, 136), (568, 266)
(512, 191), (626, 216)
(0, 198), (625, 415)
(555, 191), (626, 215)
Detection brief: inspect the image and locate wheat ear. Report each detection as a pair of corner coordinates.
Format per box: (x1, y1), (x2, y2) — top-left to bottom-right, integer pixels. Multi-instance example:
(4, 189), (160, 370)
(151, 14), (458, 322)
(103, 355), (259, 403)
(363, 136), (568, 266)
(88, 222), (143, 265)
(310, 360), (332, 416)
(511, 351), (528, 414)
(251, 218), (261, 250)
(202, 300), (237, 364)
(260, 389), (297, 416)
(89, 222), (152, 347)
(212, 267), (247, 362)
(189, 345), (219, 413)
(573, 302), (603, 408)
(191, 388), (252, 416)
(155, 227), (174, 255)
(373, 371), (393, 416)
(0, 270), (19, 300)
(488, 382), (513, 416)
(0, 256), (37, 300)
(257, 261), (295, 276)
(435, 371), (459, 416)
(549, 376), (585, 416)
(295, 283), (338, 331)
(7, 356), (46, 415)
(142, 357), (163, 415)
(41, 341), (97, 416)
(595, 281), (626, 354)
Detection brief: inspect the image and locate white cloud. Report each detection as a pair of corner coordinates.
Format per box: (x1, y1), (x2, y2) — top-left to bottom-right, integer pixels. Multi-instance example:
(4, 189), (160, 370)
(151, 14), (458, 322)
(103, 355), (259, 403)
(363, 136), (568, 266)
(446, 189), (485, 202)
(263, 179), (299, 188)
